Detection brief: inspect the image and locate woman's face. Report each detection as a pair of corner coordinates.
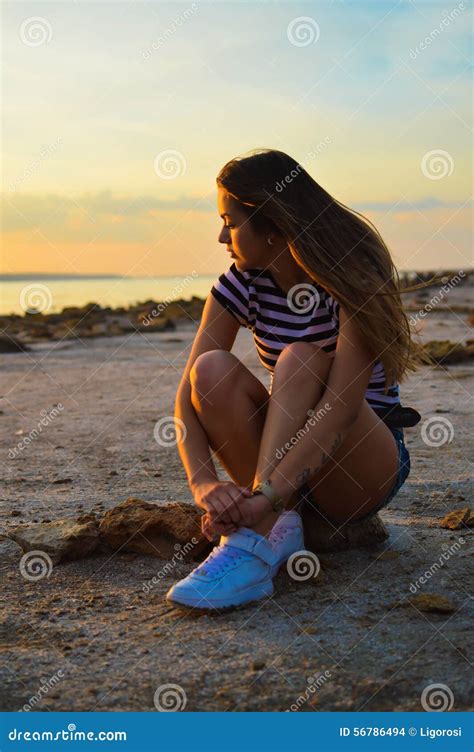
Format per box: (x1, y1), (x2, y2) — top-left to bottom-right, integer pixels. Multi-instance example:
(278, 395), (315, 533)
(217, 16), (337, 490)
(217, 185), (270, 271)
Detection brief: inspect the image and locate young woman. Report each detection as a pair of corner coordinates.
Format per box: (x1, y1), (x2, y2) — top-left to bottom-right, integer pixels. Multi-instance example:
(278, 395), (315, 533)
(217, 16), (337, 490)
(166, 148), (425, 611)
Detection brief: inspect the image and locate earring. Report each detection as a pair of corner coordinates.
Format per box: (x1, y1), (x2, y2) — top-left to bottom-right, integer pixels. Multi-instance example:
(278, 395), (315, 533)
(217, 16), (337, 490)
(267, 237), (273, 245)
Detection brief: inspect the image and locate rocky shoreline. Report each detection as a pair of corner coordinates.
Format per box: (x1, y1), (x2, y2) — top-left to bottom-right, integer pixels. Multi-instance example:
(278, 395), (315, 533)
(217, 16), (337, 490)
(1, 268), (472, 352)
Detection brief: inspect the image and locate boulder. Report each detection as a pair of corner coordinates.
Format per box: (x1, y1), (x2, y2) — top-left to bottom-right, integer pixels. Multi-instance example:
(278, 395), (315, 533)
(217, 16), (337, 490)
(0, 335), (30, 353)
(301, 502), (389, 553)
(439, 507), (474, 530)
(98, 498), (207, 559)
(423, 339), (474, 365)
(8, 516), (100, 564)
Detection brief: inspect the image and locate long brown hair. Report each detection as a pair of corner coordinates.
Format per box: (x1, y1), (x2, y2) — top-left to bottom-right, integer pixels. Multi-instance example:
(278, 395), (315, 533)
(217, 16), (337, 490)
(217, 148), (442, 390)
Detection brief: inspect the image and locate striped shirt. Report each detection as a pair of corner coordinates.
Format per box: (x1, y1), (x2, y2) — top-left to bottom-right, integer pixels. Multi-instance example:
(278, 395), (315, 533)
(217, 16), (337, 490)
(210, 262), (400, 415)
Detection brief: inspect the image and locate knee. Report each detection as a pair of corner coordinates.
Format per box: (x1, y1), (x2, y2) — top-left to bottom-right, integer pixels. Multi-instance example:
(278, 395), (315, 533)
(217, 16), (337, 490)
(189, 350), (239, 398)
(274, 342), (330, 385)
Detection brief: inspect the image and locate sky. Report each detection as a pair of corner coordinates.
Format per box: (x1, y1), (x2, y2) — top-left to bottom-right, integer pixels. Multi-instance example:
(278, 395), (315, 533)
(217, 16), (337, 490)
(1, 0), (472, 277)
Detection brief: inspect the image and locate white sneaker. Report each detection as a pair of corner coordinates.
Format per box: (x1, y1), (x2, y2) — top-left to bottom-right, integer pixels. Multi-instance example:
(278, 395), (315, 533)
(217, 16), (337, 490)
(267, 511), (305, 578)
(166, 527), (278, 610)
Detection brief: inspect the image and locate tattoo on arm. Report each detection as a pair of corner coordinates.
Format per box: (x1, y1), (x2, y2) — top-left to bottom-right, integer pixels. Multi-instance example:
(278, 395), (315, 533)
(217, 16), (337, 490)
(295, 468), (311, 486)
(294, 432), (343, 488)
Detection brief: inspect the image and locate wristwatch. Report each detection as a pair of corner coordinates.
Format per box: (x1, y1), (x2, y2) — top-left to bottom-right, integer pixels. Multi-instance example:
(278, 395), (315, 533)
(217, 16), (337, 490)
(251, 478), (285, 513)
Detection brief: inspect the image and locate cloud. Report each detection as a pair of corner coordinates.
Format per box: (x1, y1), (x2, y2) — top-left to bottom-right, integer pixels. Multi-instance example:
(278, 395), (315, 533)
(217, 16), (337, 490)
(356, 197), (473, 213)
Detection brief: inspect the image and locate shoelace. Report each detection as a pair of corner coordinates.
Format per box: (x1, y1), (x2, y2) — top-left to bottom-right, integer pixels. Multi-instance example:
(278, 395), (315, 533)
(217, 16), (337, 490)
(268, 524), (300, 545)
(195, 544), (247, 577)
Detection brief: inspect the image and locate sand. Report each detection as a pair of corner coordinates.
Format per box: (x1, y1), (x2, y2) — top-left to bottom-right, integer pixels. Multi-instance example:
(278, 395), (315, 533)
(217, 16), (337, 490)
(1, 283), (472, 712)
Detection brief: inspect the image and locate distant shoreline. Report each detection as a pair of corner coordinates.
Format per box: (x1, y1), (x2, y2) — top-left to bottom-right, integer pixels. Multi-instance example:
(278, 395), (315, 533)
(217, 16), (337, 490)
(0, 268), (463, 281)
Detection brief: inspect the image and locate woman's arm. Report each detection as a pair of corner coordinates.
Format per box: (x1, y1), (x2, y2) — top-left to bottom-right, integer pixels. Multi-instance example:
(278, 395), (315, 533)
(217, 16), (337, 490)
(262, 305), (376, 504)
(172, 294), (252, 532)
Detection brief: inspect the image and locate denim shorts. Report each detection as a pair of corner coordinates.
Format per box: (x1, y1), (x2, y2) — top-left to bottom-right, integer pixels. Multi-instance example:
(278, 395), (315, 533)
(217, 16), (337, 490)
(298, 427), (411, 527)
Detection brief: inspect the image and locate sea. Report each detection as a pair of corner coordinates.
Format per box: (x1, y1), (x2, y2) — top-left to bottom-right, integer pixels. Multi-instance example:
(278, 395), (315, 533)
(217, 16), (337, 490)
(0, 274), (219, 316)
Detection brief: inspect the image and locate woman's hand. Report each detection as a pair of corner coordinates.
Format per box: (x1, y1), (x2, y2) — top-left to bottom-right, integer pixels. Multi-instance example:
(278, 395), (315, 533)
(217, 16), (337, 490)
(234, 493), (273, 529)
(199, 491), (273, 541)
(193, 480), (253, 539)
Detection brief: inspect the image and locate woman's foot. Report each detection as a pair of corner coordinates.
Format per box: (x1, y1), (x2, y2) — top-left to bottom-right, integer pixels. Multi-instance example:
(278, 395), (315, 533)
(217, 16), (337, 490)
(267, 510), (305, 577)
(166, 527), (278, 611)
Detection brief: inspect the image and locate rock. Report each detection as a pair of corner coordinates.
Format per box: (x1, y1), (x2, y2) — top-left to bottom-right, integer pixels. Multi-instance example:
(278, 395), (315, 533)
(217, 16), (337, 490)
(300, 501), (389, 553)
(440, 507), (474, 530)
(371, 550), (400, 560)
(0, 335), (29, 353)
(424, 340), (474, 365)
(404, 594), (456, 614)
(8, 518), (100, 564)
(98, 498), (208, 559)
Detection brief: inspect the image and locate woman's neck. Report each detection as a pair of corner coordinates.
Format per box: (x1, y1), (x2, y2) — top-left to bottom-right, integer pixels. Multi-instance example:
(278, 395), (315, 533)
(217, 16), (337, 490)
(266, 252), (313, 296)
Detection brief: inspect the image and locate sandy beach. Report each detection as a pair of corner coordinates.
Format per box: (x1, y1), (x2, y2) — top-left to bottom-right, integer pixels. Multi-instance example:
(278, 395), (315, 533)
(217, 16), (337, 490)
(1, 276), (472, 712)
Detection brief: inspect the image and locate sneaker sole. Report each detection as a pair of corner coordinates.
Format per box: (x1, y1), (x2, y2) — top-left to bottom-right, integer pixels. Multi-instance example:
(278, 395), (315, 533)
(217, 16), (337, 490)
(165, 578), (274, 611)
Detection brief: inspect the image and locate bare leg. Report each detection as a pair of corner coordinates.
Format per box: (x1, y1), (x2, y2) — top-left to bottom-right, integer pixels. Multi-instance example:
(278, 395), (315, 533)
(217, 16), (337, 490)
(190, 344), (331, 537)
(190, 350), (270, 489)
(250, 342), (332, 535)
